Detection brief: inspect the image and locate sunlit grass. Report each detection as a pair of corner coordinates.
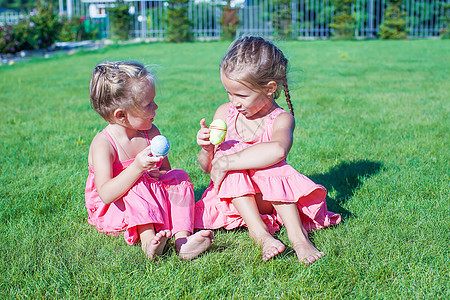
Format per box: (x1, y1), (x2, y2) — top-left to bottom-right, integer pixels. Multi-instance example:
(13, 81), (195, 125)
(0, 39), (448, 298)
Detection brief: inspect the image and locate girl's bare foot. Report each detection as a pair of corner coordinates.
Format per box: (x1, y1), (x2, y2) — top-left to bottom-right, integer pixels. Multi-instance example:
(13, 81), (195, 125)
(253, 233), (285, 261)
(176, 230), (214, 260)
(292, 240), (325, 265)
(142, 230), (171, 259)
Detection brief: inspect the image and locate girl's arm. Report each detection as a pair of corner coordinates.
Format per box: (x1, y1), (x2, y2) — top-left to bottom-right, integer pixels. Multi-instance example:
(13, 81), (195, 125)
(197, 103), (228, 173)
(210, 112), (295, 185)
(91, 134), (162, 205)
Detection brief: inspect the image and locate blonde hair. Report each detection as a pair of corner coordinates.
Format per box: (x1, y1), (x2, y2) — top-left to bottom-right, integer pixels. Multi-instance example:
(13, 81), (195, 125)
(220, 36), (293, 115)
(89, 61), (155, 122)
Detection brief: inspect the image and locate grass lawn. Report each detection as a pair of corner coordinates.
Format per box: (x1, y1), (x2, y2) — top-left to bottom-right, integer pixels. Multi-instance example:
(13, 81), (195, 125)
(0, 39), (448, 299)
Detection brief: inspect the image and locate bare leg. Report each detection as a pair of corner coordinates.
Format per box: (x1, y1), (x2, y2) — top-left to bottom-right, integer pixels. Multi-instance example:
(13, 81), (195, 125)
(272, 202), (324, 265)
(174, 230), (214, 260)
(232, 195), (285, 261)
(138, 224), (171, 259)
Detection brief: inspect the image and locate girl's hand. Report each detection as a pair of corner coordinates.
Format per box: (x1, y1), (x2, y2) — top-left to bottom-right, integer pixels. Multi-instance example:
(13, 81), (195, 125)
(146, 168), (168, 179)
(211, 156), (230, 192)
(147, 168), (161, 179)
(134, 145), (163, 172)
(197, 118), (215, 152)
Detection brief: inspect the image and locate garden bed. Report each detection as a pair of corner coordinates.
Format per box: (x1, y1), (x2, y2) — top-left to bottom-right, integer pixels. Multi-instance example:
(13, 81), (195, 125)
(0, 40), (103, 65)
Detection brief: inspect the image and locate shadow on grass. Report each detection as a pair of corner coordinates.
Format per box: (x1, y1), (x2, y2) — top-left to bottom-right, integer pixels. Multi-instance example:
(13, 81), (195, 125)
(194, 159), (382, 221)
(194, 184), (210, 202)
(191, 159), (382, 257)
(308, 159), (383, 221)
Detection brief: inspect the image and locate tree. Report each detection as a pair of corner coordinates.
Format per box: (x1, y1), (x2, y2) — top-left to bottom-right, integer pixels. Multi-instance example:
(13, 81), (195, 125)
(439, 1), (450, 39)
(379, 0), (408, 39)
(221, 0), (239, 40)
(107, 0), (131, 41)
(273, 0), (292, 39)
(166, 0), (192, 43)
(330, 0), (356, 40)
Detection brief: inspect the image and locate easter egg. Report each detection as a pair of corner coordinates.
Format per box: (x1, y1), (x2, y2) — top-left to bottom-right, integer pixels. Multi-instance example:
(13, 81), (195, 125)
(209, 119), (227, 145)
(151, 135), (170, 157)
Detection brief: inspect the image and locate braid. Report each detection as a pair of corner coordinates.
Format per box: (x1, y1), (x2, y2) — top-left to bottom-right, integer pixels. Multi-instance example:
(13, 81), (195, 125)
(283, 78), (294, 116)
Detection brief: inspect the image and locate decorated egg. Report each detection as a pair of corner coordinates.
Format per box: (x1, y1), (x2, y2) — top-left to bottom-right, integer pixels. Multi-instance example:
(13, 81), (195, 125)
(209, 119), (227, 145)
(151, 135), (170, 157)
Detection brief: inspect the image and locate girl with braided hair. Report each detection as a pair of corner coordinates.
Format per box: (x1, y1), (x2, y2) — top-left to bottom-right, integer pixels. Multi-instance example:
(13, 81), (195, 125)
(195, 37), (340, 264)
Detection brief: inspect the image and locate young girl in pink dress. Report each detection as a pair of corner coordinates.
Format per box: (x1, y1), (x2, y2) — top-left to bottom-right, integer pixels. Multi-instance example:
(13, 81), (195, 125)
(85, 61), (213, 259)
(195, 37), (340, 264)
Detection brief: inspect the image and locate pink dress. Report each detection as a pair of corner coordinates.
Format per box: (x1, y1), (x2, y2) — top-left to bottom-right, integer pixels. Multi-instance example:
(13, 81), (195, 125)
(85, 129), (195, 245)
(194, 103), (341, 234)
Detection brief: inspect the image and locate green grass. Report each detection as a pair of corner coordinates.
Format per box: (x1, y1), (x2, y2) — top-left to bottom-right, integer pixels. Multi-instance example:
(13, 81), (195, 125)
(0, 39), (448, 299)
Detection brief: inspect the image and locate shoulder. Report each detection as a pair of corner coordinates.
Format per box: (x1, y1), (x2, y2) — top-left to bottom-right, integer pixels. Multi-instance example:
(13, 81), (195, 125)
(213, 102), (229, 121)
(89, 130), (115, 165)
(146, 124), (162, 140)
(91, 130), (111, 149)
(273, 111), (295, 131)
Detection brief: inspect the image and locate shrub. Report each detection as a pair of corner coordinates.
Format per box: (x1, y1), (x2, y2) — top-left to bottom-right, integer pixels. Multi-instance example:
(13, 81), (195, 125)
(107, 0), (131, 41)
(166, 0), (192, 43)
(379, 0), (408, 39)
(9, 20), (36, 51)
(1, 10), (101, 54)
(0, 4), (61, 53)
(28, 3), (62, 49)
(221, 2), (239, 41)
(440, 2), (450, 39)
(58, 16), (99, 42)
(274, 0), (293, 39)
(330, 0), (356, 40)
(0, 25), (17, 53)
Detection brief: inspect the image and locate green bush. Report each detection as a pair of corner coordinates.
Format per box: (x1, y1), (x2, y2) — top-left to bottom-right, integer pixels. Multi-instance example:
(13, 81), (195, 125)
(0, 4), (100, 54)
(379, 0), (408, 39)
(330, 0), (356, 40)
(58, 16), (99, 42)
(274, 0), (293, 39)
(0, 25), (17, 53)
(221, 2), (239, 41)
(107, 0), (131, 41)
(9, 20), (36, 51)
(0, 3), (61, 53)
(30, 3), (62, 48)
(440, 2), (450, 39)
(166, 0), (192, 43)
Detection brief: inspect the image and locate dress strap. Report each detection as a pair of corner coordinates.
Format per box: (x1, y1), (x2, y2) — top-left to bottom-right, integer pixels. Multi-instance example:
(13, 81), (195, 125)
(143, 130), (151, 145)
(226, 102), (237, 123)
(102, 129), (119, 154)
(266, 107), (286, 125)
(261, 107), (287, 142)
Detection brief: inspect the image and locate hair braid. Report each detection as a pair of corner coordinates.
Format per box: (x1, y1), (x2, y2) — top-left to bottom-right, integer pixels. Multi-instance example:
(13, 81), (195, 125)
(283, 78), (294, 116)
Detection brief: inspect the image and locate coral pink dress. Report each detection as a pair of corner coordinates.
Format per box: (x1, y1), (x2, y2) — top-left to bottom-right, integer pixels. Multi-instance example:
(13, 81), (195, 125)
(85, 129), (195, 245)
(194, 103), (341, 234)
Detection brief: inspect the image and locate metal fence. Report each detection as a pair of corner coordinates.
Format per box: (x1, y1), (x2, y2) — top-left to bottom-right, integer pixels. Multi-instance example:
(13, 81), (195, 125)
(0, 10), (25, 26)
(11, 0), (450, 40)
(56, 0), (222, 40)
(236, 0), (449, 39)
